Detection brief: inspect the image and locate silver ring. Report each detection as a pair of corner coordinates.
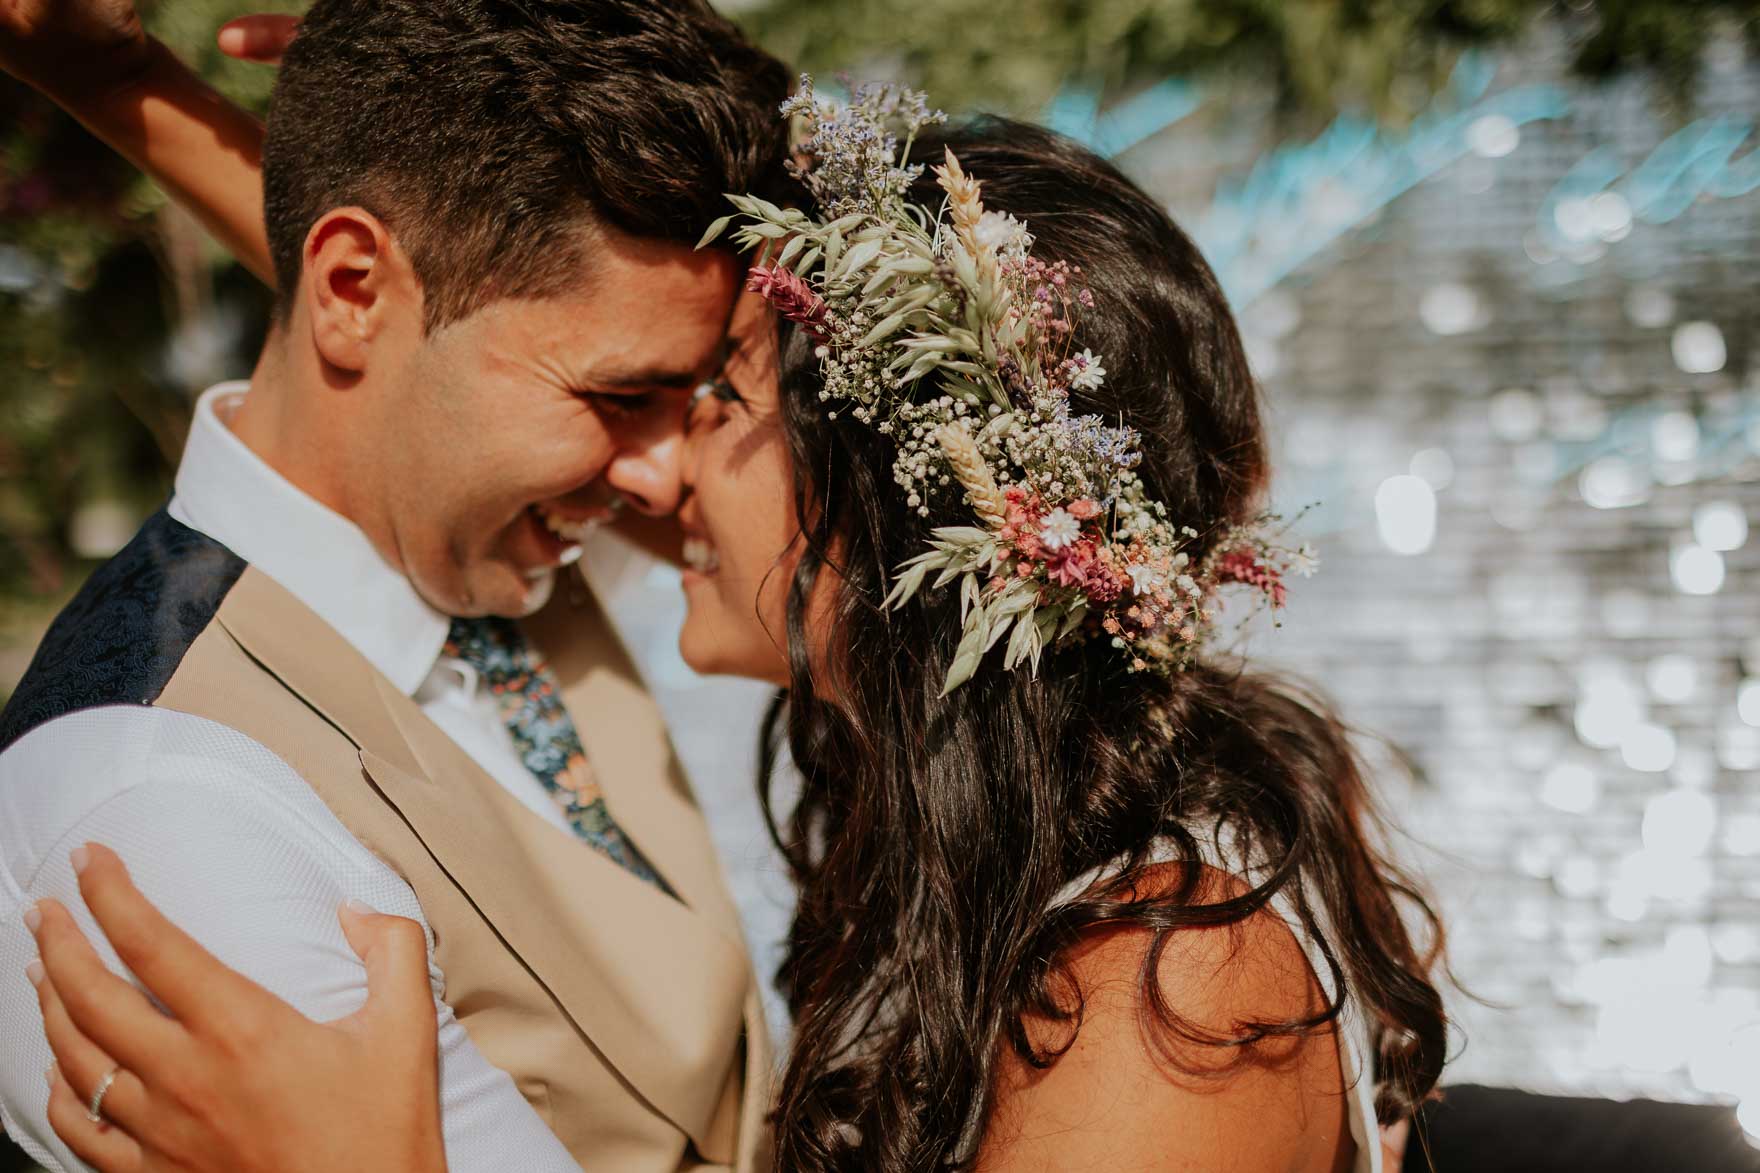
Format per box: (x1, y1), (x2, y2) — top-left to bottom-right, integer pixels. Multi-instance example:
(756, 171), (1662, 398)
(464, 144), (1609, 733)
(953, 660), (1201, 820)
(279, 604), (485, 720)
(85, 1065), (120, 1124)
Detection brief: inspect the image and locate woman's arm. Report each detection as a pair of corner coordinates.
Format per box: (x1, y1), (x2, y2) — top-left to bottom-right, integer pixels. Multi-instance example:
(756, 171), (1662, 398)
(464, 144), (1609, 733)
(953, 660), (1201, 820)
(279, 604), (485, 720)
(0, 0), (274, 285)
(26, 843), (450, 1173)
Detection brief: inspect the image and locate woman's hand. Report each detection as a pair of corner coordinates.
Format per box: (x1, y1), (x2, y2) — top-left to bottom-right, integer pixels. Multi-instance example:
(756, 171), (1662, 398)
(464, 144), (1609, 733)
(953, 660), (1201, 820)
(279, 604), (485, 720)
(23, 843), (448, 1173)
(216, 13), (299, 65)
(0, 0), (151, 104)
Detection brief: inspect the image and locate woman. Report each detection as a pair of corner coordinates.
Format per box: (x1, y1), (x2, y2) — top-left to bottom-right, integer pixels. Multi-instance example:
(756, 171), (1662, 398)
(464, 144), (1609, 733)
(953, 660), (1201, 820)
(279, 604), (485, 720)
(21, 22), (1442, 1173)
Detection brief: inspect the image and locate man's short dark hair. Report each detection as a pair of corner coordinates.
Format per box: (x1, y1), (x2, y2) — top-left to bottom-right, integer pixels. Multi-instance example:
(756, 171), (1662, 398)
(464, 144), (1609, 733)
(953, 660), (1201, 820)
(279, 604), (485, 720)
(262, 0), (791, 329)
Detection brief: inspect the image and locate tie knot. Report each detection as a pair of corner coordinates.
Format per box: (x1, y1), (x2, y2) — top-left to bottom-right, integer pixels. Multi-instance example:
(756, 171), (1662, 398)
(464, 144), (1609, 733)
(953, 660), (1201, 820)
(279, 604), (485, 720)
(444, 615), (527, 675)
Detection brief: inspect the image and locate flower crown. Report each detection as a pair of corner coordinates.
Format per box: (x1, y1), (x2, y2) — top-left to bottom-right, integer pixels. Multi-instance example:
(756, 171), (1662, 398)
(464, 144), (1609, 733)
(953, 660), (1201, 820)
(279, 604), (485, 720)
(702, 76), (1315, 694)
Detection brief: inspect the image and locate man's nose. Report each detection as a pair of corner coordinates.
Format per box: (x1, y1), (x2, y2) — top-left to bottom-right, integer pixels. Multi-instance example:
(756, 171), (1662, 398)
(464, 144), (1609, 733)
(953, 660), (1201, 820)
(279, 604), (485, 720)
(605, 421), (685, 517)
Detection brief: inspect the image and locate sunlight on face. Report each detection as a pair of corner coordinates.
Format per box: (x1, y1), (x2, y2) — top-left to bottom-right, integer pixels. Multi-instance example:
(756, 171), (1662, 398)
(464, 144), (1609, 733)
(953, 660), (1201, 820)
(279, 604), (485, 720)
(675, 290), (809, 685)
(375, 230), (740, 618)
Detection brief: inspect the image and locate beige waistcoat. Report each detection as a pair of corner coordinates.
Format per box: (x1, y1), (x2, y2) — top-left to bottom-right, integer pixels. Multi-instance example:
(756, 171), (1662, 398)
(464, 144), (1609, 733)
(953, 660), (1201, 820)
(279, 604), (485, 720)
(154, 564), (772, 1171)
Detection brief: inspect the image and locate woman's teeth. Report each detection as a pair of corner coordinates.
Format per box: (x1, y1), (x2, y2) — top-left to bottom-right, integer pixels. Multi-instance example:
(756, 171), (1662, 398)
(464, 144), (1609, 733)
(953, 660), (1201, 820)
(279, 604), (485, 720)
(532, 504), (596, 546)
(682, 536), (720, 574)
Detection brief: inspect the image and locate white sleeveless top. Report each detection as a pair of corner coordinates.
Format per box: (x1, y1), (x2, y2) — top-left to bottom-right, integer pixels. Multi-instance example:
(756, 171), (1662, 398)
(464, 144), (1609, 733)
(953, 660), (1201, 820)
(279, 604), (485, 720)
(1053, 829), (1382, 1173)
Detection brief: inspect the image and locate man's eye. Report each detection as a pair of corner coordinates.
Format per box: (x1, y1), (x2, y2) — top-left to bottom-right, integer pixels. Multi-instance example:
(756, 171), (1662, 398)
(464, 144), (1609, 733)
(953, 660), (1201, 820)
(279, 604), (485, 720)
(587, 391), (658, 417)
(708, 377), (744, 406)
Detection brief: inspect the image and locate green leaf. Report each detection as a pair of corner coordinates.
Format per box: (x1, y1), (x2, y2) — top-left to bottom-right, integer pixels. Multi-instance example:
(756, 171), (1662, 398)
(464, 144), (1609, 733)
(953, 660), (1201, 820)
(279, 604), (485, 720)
(793, 246), (823, 276)
(947, 328), (982, 354)
(898, 353), (943, 386)
(930, 526), (993, 545)
(941, 611), (989, 695)
(696, 215), (734, 250)
(883, 559), (932, 610)
(984, 610), (1016, 654)
(778, 233), (806, 266)
(1005, 608), (1041, 669)
(980, 412), (1017, 441)
(863, 266), (900, 296)
(1034, 607), (1062, 646)
(859, 310), (912, 348)
(841, 237), (886, 275)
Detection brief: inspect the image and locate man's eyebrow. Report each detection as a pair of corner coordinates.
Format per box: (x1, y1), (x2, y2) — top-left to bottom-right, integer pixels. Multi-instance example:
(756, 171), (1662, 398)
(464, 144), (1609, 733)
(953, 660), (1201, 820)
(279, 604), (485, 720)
(578, 366), (706, 391)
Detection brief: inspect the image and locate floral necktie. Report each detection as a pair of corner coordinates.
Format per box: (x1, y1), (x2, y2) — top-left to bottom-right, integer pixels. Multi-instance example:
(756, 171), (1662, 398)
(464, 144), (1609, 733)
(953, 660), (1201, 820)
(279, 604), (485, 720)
(443, 616), (671, 894)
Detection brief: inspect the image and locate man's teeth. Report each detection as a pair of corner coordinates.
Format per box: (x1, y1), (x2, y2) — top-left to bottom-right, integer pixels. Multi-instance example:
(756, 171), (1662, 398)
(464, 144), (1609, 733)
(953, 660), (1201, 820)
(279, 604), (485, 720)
(682, 536), (720, 574)
(533, 505), (595, 545)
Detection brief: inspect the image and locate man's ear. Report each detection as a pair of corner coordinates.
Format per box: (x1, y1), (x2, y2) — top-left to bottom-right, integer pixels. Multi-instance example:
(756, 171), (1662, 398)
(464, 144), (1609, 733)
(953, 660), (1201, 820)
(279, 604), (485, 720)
(299, 207), (421, 374)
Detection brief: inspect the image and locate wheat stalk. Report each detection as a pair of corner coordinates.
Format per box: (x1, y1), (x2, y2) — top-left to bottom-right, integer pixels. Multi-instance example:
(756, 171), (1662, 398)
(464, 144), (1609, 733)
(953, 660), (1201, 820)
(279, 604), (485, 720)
(936, 422), (1008, 529)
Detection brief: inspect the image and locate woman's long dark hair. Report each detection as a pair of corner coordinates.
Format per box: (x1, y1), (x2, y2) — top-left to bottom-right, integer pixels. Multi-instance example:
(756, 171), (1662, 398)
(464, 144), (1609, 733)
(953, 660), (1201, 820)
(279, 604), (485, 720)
(758, 118), (1446, 1171)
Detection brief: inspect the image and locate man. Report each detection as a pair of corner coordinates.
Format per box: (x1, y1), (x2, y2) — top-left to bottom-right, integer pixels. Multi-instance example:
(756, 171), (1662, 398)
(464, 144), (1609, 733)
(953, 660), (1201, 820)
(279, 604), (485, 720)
(0, 1), (790, 1169)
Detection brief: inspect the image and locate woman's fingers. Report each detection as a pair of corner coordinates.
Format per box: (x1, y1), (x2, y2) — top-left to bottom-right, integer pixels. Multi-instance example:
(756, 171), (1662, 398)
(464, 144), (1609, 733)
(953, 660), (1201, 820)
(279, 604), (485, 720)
(30, 898), (185, 1079)
(215, 14), (299, 64)
(33, 964), (151, 1137)
(337, 901), (438, 1047)
(45, 1064), (144, 1173)
(71, 844), (248, 1026)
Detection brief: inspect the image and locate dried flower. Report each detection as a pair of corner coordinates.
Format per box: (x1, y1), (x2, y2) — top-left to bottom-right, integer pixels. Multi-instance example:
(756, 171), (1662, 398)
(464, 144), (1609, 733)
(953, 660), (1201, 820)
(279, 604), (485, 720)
(718, 75), (1313, 691)
(746, 265), (828, 341)
(1126, 563), (1165, 596)
(1069, 349), (1106, 392)
(1039, 508), (1081, 551)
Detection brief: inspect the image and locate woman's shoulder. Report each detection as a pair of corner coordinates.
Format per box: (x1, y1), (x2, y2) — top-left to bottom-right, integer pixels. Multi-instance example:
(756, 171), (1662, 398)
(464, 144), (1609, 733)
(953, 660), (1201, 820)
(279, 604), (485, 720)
(978, 862), (1354, 1172)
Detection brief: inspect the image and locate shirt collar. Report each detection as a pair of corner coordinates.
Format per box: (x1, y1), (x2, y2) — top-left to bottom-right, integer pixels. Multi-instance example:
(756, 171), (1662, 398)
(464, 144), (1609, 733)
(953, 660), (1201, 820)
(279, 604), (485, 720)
(170, 381), (450, 695)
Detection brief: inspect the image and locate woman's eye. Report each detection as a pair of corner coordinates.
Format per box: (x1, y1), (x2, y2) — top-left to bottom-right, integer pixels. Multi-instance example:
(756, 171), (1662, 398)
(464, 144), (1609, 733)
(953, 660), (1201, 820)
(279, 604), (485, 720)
(689, 378), (742, 427)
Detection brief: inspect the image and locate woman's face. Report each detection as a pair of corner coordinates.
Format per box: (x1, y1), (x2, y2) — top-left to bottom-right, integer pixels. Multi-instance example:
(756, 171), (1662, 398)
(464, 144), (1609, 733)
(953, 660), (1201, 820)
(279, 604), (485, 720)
(677, 289), (803, 685)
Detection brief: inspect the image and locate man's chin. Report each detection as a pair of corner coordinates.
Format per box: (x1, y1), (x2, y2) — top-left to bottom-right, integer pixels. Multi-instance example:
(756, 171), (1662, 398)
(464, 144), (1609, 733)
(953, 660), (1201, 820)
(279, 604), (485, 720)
(413, 563), (558, 619)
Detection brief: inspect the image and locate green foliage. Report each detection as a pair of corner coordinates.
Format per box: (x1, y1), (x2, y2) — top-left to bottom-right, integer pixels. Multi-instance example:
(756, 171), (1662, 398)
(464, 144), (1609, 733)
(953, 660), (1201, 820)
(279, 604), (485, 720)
(0, 0), (1750, 635)
(0, 1), (295, 619)
(737, 0), (1760, 120)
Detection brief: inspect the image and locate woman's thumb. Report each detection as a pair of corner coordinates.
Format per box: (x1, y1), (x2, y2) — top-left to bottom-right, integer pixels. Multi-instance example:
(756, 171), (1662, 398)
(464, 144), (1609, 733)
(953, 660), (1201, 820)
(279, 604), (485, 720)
(338, 900), (438, 1040)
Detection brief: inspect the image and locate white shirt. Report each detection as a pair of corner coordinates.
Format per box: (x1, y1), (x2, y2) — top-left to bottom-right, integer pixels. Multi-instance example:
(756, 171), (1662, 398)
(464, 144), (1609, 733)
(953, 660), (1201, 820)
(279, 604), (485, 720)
(0, 383), (580, 1172)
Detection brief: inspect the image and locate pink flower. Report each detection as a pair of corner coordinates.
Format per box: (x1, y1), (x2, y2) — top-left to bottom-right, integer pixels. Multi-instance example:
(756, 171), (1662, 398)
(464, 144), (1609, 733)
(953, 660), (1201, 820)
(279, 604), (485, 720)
(1066, 498), (1102, 521)
(746, 265), (828, 340)
(1082, 555), (1125, 604)
(1216, 547), (1287, 607)
(1046, 539), (1097, 589)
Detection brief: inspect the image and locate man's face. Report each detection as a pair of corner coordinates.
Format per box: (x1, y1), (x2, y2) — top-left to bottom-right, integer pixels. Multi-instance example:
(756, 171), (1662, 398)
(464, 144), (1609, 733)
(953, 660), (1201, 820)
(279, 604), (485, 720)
(365, 230), (740, 618)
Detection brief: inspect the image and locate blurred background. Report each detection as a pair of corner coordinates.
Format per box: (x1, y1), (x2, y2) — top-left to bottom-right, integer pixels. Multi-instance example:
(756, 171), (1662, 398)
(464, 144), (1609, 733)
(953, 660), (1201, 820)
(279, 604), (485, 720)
(3, 0), (1758, 1167)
